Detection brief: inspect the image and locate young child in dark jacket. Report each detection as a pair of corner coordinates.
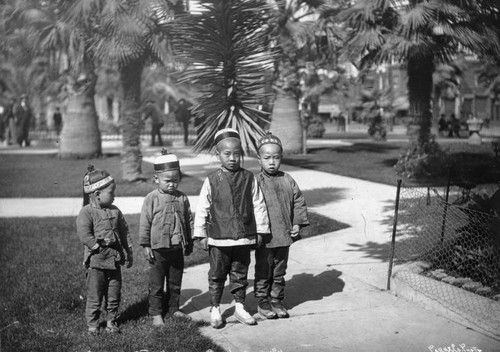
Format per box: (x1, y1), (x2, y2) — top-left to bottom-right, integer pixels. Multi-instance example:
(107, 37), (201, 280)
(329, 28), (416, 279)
(194, 128), (270, 328)
(139, 150), (194, 326)
(76, 165), (134, 335)
(254, 132), (309, 319)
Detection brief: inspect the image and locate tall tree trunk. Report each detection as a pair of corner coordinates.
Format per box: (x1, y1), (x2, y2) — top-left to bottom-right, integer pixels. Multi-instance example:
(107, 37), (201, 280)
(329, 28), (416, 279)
(270, 91), (303, 154)
(120, 59), (145, 182)
(59, 70), (101, 158)
(407, 54), (434, 146)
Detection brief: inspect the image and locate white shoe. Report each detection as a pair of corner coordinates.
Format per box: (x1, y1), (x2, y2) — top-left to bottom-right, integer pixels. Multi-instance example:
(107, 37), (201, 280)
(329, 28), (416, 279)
(234, 303), (257, 325)
(210, 305), (223, 329)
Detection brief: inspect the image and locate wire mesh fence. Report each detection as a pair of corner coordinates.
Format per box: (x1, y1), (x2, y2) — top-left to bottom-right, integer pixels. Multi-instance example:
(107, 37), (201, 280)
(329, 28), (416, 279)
(389, 182), (500, 336)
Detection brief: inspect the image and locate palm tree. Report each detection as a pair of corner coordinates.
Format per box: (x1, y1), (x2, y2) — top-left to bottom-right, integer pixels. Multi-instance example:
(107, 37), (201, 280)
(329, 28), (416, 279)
(171, 0), (273, 153)
(70, 0), (178, 181)
(267, 0), (346, 154)
(2, 0), (103, 157)
(339, 0), (500, 147)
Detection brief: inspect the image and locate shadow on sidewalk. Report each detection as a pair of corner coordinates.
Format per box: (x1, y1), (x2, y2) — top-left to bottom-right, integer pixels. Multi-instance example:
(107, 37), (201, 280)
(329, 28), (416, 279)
(179, 270), (345, 320)
(346, 241), (391, 262)
(284, 269), (345, 309)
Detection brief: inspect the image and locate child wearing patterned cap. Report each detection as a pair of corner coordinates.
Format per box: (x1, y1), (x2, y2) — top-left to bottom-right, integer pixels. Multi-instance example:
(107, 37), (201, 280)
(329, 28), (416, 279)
(254, 132), (309, 319)
(76, 165), (134, 335)
(139, 149), (194, 326)
(194, 128), (270, 328)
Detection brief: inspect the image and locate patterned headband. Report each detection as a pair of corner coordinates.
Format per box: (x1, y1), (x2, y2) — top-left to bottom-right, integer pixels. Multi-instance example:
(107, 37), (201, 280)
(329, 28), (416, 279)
(83, 176), (114, 193)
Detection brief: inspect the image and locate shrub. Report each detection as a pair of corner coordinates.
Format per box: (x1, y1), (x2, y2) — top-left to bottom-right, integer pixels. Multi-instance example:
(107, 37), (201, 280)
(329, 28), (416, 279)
(394, 137), (449, 179)
(307, 116), (325, 138)
(438, 191), (500, 292)
(367, 113), (387, 141)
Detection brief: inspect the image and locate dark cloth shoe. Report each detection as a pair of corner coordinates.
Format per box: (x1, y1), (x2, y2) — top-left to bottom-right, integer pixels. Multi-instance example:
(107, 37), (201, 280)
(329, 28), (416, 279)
(87, 327), (100, 336)
(258, 300), (277, 319)
(105, 321), (120, 333)
(172, 310), (190, 319)
(271, 299), (289, 318)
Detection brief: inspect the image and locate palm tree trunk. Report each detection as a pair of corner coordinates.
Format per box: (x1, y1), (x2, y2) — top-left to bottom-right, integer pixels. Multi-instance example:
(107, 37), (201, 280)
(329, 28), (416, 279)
(270, 92), (303, 154)
(120, 59), (145, 182)
(59, 73), (101, 159)
(407, 54), (434, 146)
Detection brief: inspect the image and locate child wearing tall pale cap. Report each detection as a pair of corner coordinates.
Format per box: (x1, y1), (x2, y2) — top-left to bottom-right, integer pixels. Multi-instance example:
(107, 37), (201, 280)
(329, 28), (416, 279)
(76, 165), (134, 335)
(254, 132), (309, 319)
(194, 128), (270, 328)
(138, 149), (194, 326)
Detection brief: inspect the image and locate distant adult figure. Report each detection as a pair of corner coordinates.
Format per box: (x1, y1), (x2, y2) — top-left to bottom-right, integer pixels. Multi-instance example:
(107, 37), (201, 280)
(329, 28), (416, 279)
(53, 107), (63, 136)
(3, 98), (16, 145)
(14, 94), (33, 147)
(142, 100), (164, 146)
(448, 113), (460, 138)
(438, 113), (448, 136)
(337, 112), (346, 132)
(175, 98), (191, 146)
(0, 103), (5, 144)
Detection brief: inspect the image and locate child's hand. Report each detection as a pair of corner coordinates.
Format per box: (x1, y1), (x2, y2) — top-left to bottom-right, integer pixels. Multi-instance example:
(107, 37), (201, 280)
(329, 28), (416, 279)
(256, 234), (263, 248)
(126, 252), (134, 268)
(184, 243), (193, 256)
(290, 225), (301, 242)
(199, 238), (208, 251)
(143, 247), (155, 264)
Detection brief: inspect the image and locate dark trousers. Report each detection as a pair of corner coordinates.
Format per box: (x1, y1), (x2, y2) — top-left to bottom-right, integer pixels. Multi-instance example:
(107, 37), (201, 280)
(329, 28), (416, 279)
(148, 248), (184, 316)
(254, 246), (289, 301)
(208, 245), (251, 306)
(151, 123), (163, 146)
(16, 123), (30, 146)
(85, 268), (122, 329)
(183, 121), (189, 145)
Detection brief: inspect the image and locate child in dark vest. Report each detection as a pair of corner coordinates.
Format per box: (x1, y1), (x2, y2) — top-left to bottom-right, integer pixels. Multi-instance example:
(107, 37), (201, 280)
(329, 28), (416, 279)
(194, 128), (270, 328)
(76, 165), (134, 335)
(254, 132), (309, 319)
(139, 150), (194, 326)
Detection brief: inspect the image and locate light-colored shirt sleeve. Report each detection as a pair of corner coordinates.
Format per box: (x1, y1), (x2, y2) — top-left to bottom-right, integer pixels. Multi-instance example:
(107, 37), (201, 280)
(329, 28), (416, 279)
(252, 176), (270, 234)
(193, 178), (211, 239)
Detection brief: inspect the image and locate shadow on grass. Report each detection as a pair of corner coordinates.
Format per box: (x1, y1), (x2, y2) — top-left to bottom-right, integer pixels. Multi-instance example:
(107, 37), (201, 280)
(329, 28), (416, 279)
(333, 142), (402, 154)
(118, 296), (149, 323)
(303, 187), (347, 208)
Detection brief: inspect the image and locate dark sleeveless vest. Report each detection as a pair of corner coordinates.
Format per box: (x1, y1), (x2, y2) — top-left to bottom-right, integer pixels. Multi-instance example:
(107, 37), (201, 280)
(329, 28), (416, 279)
(207, 168), (256, 240)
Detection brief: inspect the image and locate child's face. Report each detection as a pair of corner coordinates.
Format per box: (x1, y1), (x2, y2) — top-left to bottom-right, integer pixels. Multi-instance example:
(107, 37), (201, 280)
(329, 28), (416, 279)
(96, 182), (116, 208)
(155, 170), (180, 194)
(258, 144), (283, 175)
(216, 139), (242, 171)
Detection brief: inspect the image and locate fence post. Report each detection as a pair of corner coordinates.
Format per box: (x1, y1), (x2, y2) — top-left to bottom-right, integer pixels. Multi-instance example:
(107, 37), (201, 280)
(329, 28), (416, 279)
(387, 179), (402, 291)
(440, 169), (452, 244)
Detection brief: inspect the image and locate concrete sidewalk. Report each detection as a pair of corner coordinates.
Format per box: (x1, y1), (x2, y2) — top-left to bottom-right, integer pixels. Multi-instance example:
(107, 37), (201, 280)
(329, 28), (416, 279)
(1, 140), (499, 352)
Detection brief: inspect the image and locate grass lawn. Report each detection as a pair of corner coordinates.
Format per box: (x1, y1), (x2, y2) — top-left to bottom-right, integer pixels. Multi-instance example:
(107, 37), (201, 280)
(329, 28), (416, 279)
(0, 154), (204, 198)
(284, 140), (500, 187)
(0, 213), (345, 352)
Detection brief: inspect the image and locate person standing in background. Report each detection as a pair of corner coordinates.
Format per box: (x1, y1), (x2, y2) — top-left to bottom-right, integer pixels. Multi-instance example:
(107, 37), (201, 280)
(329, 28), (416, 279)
(175, 99), (191, 146)
(14, 94), (33, 147)
(53, 107), (63, 136)
(142, 100), (164, 147)
(4, 98), (16, 146)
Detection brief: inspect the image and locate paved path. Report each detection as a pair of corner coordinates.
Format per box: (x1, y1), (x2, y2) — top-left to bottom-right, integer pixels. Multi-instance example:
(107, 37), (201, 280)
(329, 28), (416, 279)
(1, 140), (499, 352)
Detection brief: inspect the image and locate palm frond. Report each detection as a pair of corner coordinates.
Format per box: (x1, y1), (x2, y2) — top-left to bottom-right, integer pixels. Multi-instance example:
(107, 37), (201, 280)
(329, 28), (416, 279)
(172, 0), (275, 153)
